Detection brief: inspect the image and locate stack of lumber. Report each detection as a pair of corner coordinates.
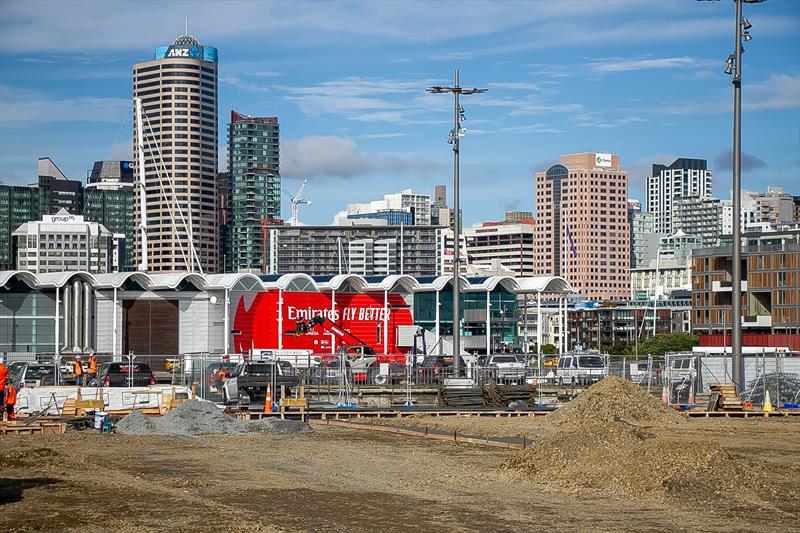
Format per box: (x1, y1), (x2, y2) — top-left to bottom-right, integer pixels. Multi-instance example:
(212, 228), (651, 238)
(439, 388), (485, 408)
(439, 385), (537, 408)
(483, 385), (537, 407)
(708, 383), (743, 411)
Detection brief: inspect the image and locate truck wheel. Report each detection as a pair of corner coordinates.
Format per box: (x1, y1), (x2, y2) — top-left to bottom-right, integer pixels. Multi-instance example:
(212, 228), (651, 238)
(370, 367), (388, 386)
(238, 390), (250, 406)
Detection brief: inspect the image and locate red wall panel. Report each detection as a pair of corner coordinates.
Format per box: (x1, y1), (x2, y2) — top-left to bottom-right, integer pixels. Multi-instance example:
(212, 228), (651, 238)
(231, 291), (414, 354)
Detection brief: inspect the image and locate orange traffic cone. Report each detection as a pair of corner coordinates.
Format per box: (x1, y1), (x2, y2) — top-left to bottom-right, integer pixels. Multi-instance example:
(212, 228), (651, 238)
(661, 383), (669, 405)
(263, 384), (272, 414)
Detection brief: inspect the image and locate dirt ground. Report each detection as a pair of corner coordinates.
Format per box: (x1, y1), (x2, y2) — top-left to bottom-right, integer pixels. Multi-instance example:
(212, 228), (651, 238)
(1, 417), (799, 532)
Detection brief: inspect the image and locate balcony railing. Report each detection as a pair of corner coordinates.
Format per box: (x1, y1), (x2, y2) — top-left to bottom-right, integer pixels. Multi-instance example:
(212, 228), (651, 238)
(742, 314), (772, 328)
(711, 280), (747, 292)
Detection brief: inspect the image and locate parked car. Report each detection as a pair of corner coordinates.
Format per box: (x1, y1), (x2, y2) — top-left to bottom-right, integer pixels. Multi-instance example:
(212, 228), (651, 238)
(416, 355), (468, 383)
(554, 353), (607, 385)
(10, 362), (64, 389)
(222, 360), (300, 405)
(486, 354), (526, 382)
(91, 362), (156, 387)
(312, 358), (353, 385)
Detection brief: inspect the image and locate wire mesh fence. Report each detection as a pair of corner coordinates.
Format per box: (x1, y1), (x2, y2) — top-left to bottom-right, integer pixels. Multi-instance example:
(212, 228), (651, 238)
(4, 350), (799, 408)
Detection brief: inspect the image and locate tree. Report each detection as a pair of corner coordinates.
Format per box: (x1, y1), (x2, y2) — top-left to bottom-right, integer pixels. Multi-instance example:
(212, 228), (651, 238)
(541, 343), (558, 355)
(625, 332), (698, 357)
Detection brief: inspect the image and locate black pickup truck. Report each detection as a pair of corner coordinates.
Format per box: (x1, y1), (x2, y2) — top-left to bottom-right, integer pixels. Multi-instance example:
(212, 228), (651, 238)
(221, 361), (300, 406)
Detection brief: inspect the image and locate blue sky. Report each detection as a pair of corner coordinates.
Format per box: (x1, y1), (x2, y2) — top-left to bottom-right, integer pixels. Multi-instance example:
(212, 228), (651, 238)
(1, 0), (798, 226)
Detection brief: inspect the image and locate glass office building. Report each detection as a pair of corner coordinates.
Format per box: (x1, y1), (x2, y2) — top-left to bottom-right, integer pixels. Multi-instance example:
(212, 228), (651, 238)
(227, 111), (280, 272)
(0, 185), (41, 270)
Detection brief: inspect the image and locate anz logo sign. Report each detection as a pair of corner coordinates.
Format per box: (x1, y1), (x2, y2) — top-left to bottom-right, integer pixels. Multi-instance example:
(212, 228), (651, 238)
(166, 45), (202, 58)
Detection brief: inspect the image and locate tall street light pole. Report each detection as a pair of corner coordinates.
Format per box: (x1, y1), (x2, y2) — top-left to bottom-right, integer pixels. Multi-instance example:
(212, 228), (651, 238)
(427, 69), (487, 373)
(724, 0), (762, 392)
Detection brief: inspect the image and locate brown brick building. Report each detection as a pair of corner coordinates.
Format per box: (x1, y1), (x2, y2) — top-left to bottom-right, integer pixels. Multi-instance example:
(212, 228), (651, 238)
(534, 153), (630, 301)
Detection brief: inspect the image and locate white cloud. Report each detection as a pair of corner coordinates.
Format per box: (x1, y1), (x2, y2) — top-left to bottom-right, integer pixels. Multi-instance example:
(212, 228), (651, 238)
(280, 135), (443, 180)
(572, 113), (648, 129)
(358, 132), (411, 139)
(0, 1), (648, 54)
(499, 124), (565, 134)
(488, 82), (546, 91)
(747, 74), (800, 111)
(587, 56), (706, 74)
(0, 84), (129, 124)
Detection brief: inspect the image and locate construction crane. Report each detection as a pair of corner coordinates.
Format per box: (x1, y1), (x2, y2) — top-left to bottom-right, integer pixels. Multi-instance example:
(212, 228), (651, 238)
(282, 179), (312, 226)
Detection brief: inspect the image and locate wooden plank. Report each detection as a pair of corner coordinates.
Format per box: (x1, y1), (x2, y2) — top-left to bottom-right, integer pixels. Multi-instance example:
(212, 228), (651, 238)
(707, 392), (720, 411)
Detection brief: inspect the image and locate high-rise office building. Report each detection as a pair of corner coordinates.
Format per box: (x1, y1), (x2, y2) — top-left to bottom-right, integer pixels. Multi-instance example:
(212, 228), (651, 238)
(0, 184), (40, 270)
(534, 153), (630, 301)
(37, 157), (83, 216)
(464, 220), (536, 277)
(83, 160), (134, 270)
(1, 157), (85, 270)
(133, 33), (219, 273)
(646, 157), (712, 235)
(226, 111), (280, 273)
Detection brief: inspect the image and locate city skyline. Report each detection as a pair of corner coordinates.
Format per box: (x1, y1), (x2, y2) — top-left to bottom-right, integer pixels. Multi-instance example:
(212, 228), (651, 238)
(1, 0), (799, 227)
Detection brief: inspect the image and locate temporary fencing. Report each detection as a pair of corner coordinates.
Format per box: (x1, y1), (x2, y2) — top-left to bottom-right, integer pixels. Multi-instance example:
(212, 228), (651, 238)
(6, 350), (799, 408)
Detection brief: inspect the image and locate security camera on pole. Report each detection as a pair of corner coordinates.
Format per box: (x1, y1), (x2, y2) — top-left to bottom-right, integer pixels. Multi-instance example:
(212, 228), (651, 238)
(426, 70), (487, 373)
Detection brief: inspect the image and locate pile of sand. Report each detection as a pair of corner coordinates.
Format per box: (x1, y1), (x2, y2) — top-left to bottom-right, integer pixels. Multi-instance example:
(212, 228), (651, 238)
(115, 401), (310, 437)
(544, 376), (684, 428)
(503, 378), (790, 509)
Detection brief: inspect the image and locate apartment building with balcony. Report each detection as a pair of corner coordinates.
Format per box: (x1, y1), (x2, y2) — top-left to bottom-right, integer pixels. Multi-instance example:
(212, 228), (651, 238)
(267, 220), (441, 276)
(691, 228), (800, 350)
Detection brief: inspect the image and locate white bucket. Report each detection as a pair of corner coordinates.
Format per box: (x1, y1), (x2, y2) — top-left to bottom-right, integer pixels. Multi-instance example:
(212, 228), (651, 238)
(94, 411), (108, 430)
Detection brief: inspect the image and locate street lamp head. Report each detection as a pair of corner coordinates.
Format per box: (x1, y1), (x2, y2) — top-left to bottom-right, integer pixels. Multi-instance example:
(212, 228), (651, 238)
(459, 88), (488, 95)
(741, 18), (752, 29)
(724, 54), (735, 75)
(742, 31), (752, 41)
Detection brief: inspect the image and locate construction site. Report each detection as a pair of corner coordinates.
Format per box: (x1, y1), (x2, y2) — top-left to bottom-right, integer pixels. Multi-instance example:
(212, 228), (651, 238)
(2, 367), (799, 532)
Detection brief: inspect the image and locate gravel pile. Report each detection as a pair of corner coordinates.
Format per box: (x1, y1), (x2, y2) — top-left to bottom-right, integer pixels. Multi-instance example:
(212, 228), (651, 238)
(544, 376), (684, 428)
(114, 411), (158, 435)
(249, 417), (312, 435)
(115, 401), (311, 436)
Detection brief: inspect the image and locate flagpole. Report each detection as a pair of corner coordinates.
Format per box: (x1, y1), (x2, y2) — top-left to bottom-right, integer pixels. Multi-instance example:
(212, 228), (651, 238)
(563, 209), (568, 354)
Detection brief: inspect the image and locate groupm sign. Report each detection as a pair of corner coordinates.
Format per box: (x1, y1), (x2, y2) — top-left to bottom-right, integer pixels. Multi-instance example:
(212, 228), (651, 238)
(595, 153), (613, 167)
(154, 45), (218, 63)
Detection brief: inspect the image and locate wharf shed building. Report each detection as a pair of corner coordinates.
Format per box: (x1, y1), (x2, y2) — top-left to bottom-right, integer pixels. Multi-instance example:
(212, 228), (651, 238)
(0, 271), (573, 359)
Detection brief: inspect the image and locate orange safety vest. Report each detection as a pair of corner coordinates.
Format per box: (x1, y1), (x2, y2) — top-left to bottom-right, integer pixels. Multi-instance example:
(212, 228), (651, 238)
(72, 361), (83, 376)
(0, 363), (7, 393)
(4, 384), (16, 406)
(87, 356), (97, 374)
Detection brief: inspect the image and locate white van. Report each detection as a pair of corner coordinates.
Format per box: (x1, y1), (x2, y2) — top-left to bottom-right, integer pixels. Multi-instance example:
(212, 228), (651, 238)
(555, 353), (607, 385)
